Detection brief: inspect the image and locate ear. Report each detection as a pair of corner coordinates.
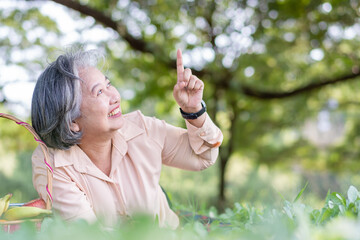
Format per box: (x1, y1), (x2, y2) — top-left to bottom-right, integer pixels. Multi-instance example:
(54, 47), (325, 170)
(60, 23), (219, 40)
(70, 121), (80, 132)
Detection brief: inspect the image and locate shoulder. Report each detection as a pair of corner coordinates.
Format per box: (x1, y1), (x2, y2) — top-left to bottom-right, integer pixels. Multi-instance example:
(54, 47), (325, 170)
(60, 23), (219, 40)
(32, 144), (79, 169)
(123, 110), (144, 124)
(32, 145), (55, 169)
(122, 110), (168, 145)
(123, 110), (166, 130)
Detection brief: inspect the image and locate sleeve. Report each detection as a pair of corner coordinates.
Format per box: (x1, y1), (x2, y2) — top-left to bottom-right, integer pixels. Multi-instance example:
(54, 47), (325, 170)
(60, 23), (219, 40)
(32, 146), (97, 223)
(161, 113), (223, 171)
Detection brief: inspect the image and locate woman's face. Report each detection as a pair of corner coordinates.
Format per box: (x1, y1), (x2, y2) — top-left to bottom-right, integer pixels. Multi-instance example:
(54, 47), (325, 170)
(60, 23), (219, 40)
(74, 67), (124, 139)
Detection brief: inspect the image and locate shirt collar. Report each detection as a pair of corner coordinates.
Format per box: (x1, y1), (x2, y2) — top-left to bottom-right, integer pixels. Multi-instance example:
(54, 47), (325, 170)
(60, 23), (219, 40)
(117, 112), (145, 141)
(53, 115), (145, 181)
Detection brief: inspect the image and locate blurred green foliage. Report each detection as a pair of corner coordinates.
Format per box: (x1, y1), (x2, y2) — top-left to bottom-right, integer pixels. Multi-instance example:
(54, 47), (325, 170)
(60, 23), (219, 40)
(2, 186), (360, 239)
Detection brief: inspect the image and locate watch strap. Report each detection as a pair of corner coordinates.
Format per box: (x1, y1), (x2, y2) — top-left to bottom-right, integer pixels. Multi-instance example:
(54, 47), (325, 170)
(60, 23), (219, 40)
(180, 100), (206, 119)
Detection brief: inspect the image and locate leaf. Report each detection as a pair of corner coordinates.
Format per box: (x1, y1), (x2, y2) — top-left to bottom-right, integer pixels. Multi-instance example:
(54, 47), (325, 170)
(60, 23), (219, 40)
(327, 192), (346, 207)
(347, 185), (359, 203)
(346, 202), (355, 213)
(283, 206), (293, 219)
(339, 205), (346, 214)
(193, 221), (208, 237)
(235, 208), (250, 223)
(319, 208), (333, 224)
(208, 206), (218, 218)
(234, 202), (243, 213)
(283, 201), (294, 219)
(310, 209), (320, 223)
(294, 182), (309, 203)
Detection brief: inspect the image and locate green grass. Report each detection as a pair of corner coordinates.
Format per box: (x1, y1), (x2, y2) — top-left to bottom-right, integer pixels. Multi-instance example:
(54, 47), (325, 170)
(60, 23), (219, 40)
(2, 185), (360, 239)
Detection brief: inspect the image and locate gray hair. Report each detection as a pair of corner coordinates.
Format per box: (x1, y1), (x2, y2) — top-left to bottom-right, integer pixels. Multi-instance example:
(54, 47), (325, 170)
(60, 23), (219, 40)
(31, 49), (103, 150)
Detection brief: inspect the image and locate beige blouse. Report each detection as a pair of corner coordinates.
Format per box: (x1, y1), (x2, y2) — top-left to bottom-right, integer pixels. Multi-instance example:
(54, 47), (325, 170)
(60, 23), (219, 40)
(32, 110), (223, 229)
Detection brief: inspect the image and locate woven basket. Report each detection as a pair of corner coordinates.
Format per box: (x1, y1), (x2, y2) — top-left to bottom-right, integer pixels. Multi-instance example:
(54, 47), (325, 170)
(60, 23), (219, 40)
(0, 113), (53, 232)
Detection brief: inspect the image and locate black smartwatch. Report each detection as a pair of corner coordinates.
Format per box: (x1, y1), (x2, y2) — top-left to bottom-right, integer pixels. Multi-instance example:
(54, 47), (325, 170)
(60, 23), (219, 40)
(180, 100), (206, 119)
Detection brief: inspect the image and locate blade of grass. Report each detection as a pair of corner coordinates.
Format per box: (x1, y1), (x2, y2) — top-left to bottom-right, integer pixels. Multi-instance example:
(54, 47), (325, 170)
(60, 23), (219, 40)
(293, 182), (309, 203)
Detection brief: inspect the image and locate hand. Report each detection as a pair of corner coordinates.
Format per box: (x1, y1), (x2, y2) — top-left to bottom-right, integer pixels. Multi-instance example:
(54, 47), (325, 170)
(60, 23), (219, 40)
(173, 49), (204, 113)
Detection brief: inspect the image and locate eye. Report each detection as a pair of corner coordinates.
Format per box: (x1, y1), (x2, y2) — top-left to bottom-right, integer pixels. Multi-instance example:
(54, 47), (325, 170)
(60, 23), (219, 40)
(97, 89), (103, 96)
(106, 81), (111, 88)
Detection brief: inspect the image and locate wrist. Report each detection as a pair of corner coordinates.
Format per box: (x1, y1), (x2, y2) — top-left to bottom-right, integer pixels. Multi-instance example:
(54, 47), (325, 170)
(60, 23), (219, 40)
(180, 100), (206, 120)
(180, 104), (202, 114)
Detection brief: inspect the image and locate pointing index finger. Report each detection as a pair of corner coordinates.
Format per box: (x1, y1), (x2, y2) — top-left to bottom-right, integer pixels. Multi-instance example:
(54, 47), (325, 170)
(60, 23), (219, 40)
(177, 49), (184, 83)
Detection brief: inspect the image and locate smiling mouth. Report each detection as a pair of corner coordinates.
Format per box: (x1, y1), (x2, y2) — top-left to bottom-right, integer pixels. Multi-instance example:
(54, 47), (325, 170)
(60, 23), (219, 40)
(108, 107), (121, 117)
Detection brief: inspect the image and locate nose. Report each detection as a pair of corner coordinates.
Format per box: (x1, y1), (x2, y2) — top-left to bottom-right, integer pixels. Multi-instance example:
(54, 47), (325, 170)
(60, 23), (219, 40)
(109, 90), (121, 105)
(113, 95), (121, 104)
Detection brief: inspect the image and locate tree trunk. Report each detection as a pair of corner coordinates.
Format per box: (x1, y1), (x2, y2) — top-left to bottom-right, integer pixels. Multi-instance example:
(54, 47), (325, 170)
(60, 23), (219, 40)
(218, 152), (228, 210)
(215, 97), (239, 210)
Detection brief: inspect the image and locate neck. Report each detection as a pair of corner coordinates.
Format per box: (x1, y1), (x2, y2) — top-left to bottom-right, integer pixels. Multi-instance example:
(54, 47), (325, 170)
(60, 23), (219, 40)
(78, 137), (113, 176)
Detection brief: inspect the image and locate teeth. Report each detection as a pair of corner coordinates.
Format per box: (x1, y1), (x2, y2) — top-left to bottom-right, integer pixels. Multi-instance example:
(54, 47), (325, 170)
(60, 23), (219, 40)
(108, 107), (120, 117)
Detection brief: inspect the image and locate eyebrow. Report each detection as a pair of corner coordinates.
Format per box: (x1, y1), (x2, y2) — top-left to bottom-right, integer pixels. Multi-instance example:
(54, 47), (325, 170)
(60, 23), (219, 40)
(90, 76), (108, 95)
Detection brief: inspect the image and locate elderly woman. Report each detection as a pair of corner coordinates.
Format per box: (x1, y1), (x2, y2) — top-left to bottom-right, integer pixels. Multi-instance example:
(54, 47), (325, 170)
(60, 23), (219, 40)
(31, 48), (223, 229)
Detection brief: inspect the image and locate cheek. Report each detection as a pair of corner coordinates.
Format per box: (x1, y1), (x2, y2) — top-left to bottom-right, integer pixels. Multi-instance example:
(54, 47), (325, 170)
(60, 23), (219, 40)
(80, 99), (109, 123)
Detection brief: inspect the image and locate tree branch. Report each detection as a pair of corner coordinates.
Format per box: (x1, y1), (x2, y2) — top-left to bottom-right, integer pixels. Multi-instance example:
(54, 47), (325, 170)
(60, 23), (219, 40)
(241, 70), (360, 99)
(51, 0), (151, 53)
(45, 1), (360, 100)
(49, 0), (207, 77)
(203, 0), (217, 49)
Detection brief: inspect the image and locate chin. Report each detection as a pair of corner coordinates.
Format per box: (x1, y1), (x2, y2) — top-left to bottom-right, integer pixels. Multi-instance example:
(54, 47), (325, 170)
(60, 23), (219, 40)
(112, 117), (125, 130)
